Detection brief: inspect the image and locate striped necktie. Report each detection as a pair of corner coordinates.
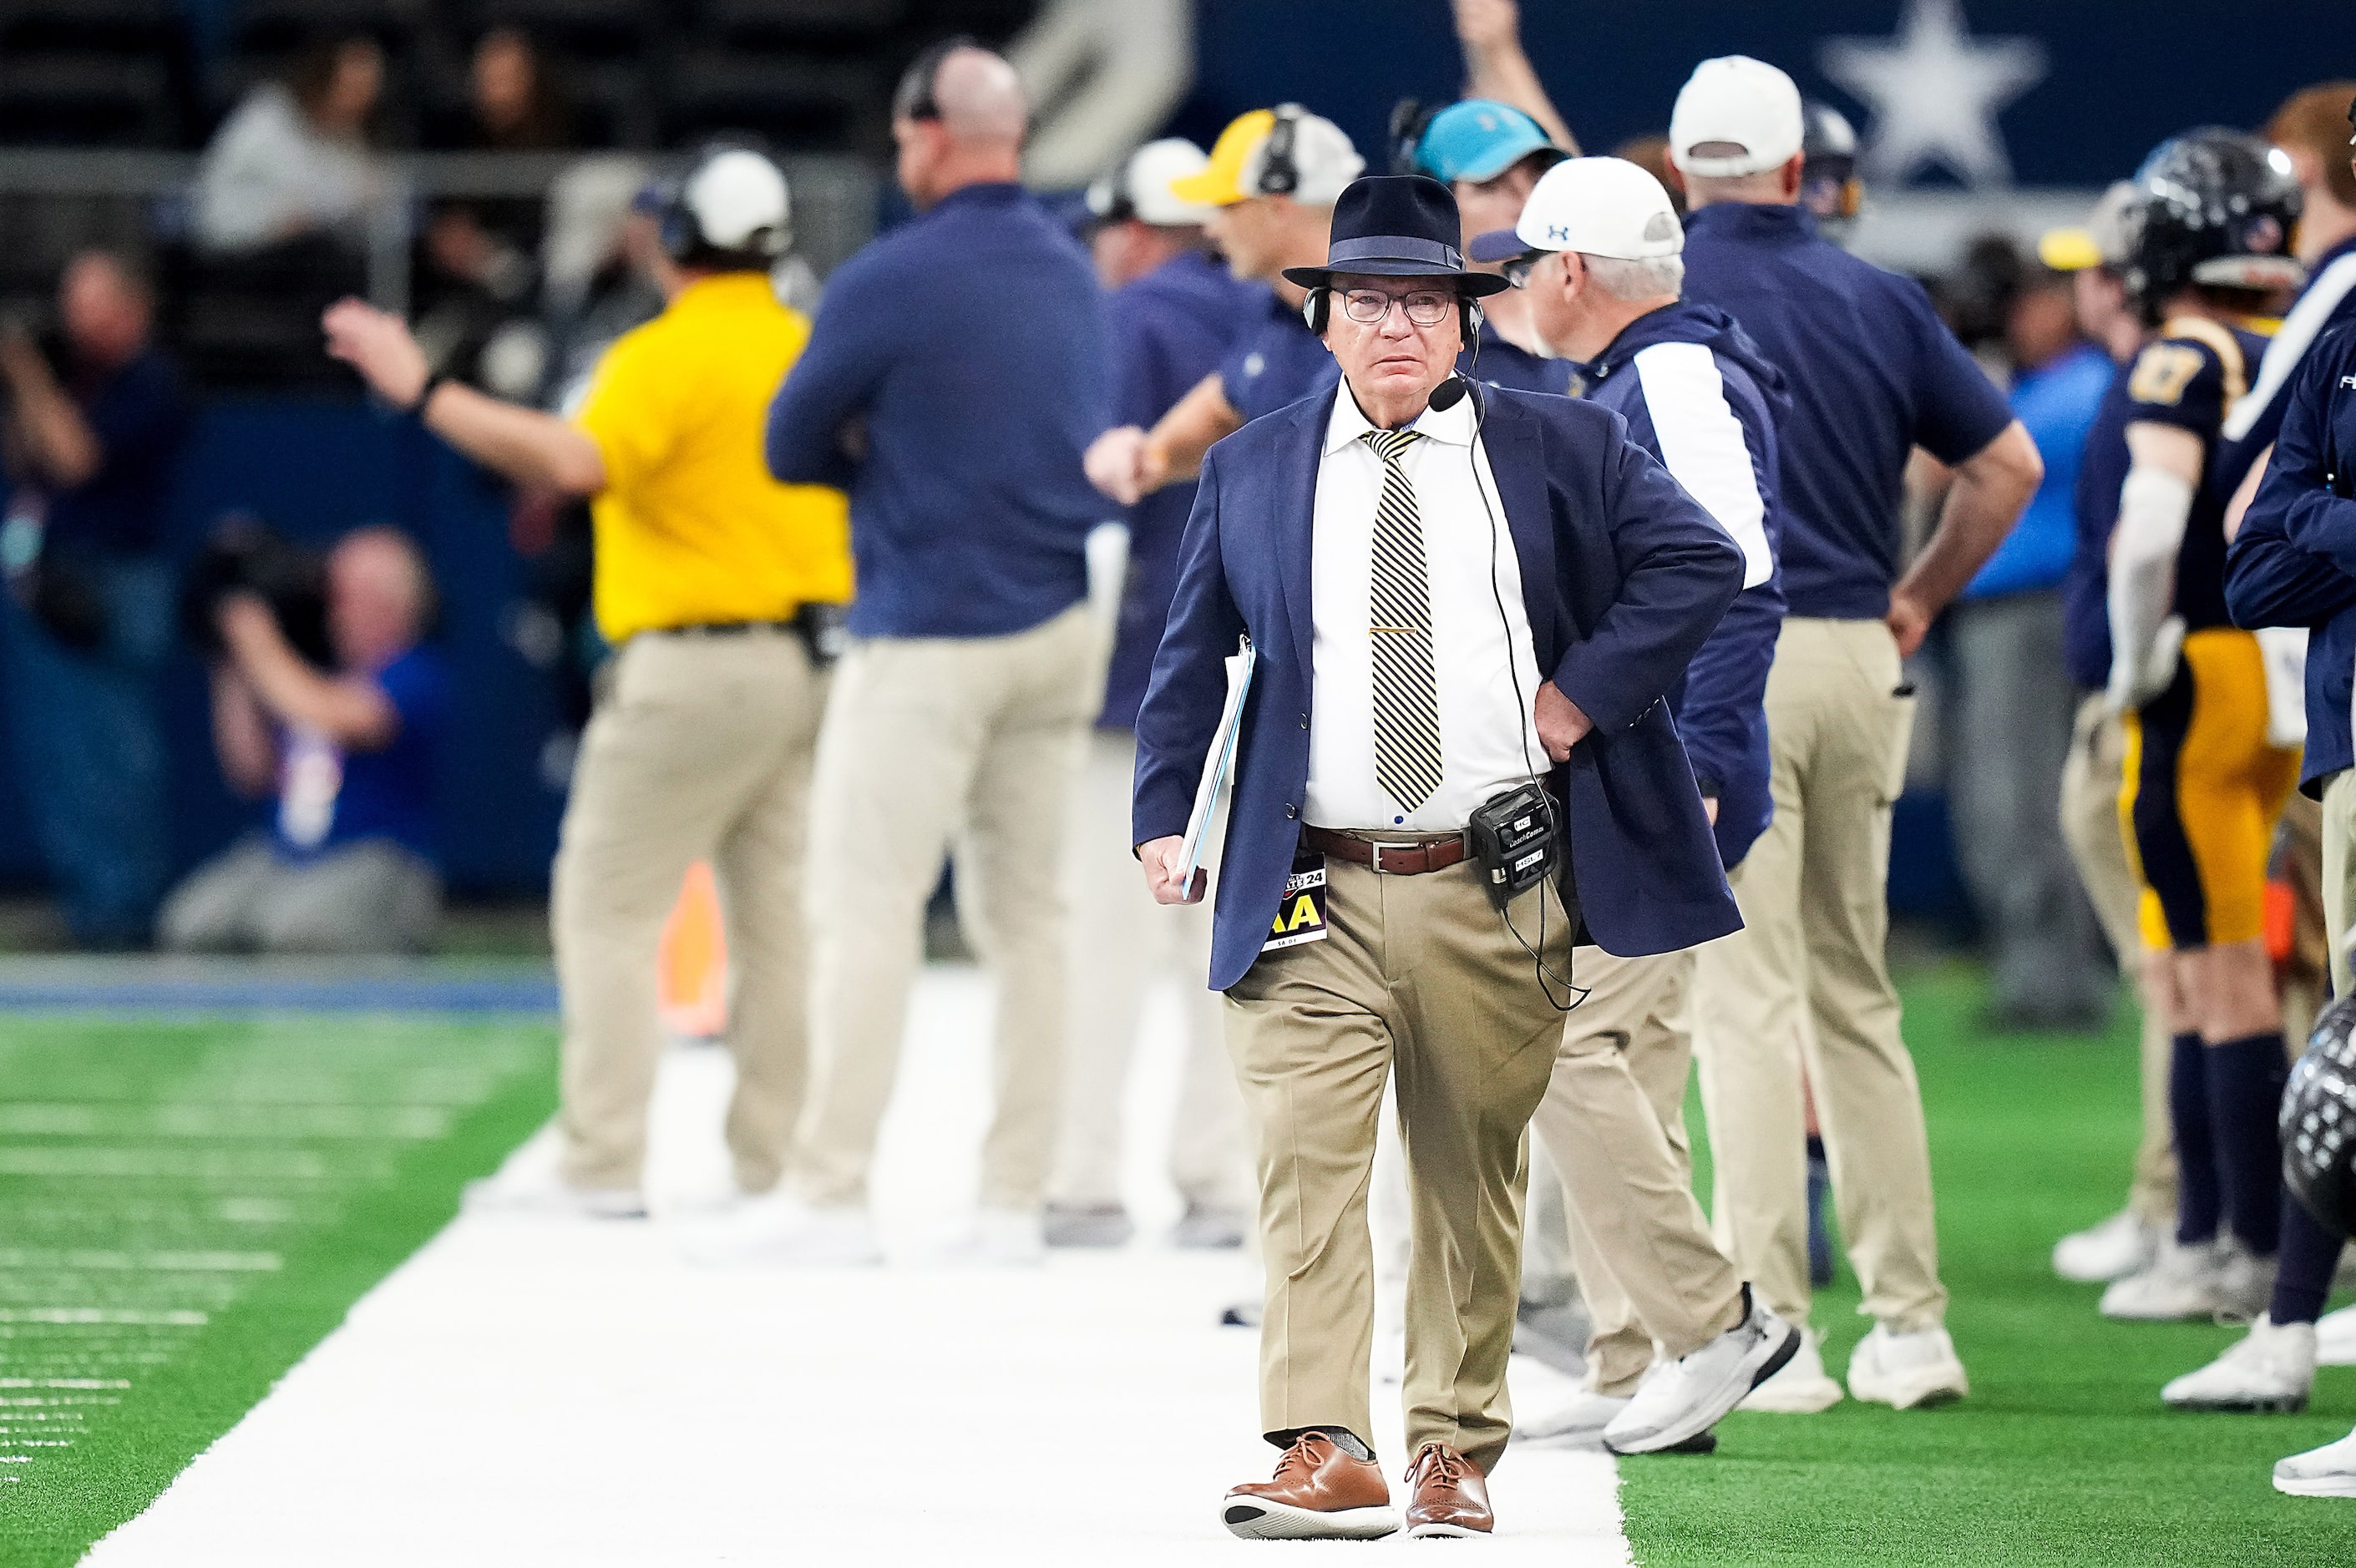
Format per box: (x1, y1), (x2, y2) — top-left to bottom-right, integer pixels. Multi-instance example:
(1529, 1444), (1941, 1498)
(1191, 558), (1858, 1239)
(1360, 427), (1444, 814)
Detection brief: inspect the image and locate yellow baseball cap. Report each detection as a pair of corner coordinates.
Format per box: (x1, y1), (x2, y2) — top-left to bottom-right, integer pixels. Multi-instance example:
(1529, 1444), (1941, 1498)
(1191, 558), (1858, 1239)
(1168, 106), (1363, 207)
(2038, 181), (2138, 272)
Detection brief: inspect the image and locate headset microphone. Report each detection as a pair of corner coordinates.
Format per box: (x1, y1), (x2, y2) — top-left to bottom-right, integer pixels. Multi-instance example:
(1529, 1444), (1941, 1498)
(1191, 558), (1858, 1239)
(1427, 373), (1469, 412)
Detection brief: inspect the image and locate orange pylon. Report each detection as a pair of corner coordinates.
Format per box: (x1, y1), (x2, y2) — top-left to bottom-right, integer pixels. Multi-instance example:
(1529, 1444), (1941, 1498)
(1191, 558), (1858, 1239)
(658, 861), (728, 1040)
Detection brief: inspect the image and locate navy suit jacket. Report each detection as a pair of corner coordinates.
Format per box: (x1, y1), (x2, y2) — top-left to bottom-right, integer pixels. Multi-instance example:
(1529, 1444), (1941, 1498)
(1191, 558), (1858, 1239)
(1133, 381), (1746, 992)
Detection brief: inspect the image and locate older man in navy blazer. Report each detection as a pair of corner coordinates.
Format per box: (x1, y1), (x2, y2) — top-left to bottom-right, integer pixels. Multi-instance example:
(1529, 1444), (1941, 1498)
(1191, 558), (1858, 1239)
(1133, 175), (1796, 1542)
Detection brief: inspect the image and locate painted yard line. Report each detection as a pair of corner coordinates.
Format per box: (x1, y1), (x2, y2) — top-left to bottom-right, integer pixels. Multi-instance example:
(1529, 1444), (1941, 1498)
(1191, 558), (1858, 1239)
(85, 969), (1634, 1566)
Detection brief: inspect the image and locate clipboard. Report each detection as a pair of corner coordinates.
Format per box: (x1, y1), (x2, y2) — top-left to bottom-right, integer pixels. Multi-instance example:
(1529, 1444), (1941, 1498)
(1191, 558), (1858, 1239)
(1178, 635), (1256, 888)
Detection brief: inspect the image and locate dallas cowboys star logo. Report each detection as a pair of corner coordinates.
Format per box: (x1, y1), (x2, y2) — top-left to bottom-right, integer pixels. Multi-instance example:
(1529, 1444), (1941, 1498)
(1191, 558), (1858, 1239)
(1820, 0), (2047, 189)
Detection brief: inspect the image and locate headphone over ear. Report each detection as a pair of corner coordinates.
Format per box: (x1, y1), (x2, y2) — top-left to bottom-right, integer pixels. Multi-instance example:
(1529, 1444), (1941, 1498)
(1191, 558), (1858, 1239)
(1257, 103), (1304, 197)
(1387, 98), (1439, 178)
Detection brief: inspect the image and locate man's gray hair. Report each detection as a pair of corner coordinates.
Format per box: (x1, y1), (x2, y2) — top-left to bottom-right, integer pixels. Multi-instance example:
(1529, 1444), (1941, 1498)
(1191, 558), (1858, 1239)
(1583, 253), (1685, 301)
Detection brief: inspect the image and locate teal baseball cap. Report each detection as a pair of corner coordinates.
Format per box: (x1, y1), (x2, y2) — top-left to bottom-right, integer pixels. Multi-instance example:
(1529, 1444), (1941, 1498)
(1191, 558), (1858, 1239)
(1412, 99), (1558, 185)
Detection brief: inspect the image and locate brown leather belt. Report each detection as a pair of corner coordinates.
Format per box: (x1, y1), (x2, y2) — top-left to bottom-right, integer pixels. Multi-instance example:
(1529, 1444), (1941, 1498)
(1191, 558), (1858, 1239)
(1303, 825), (1469, 875)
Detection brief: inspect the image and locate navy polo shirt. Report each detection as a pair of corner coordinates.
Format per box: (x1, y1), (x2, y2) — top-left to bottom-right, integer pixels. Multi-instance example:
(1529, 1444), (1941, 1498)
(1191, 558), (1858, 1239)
(1219, 291), (1335, 424)
(1680, 202), (2014, 620)
(1099, 250), (1260, 729)
(37, 346), (188, 558)
(766, 182), (1113, 640)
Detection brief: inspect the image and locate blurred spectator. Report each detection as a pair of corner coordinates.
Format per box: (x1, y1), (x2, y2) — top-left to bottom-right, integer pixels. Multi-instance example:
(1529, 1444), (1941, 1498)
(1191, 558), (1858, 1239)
(417, 29), (575, 395)
(1943, 264), (2116, 1028)
(160, 527), (448, 954)
(0, 250), (187, 948)
(193, 34), (390, 257)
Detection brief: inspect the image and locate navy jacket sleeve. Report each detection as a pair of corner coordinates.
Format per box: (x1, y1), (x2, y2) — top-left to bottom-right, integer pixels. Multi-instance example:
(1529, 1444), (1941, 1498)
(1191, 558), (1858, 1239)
(2259, 346), (2356, 584)
(1132, 446), (1246, 847)
(764, 255), (890, 489)
(1551, 427), (1745, 735)
(2226, 358), (2356, 629)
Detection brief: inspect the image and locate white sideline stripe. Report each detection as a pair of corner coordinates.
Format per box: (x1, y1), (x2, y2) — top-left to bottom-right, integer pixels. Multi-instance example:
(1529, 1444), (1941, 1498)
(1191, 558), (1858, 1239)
(83, 969), (1631, 1566)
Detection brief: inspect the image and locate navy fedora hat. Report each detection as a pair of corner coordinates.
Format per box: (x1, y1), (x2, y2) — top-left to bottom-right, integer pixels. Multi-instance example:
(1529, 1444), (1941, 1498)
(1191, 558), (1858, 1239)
(1281, 174), (1509, 297)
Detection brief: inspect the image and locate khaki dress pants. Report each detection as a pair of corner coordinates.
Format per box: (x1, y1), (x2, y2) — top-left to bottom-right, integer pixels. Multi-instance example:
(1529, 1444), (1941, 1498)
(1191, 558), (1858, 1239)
(793, 605), (1098, 1211)
(1529, 948), (1741, 1398)
(1050, 728), (1248, 1212)
(2321, 770), (2356, 999)
(2059, 693), (2176, 1227)
(1225, 853), (1569, 1476)
(1692, 616), (1947, 1333)
(554, 629), (827, 1194)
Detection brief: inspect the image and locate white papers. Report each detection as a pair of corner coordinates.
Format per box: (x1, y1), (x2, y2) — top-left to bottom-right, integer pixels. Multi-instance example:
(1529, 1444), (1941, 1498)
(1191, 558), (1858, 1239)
(1178, 635), (1256, 886)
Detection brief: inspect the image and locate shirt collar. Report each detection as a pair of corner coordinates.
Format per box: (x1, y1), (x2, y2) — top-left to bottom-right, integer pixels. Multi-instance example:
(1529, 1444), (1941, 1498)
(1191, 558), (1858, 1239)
(1683, 200), (1816, 245)
(1321, 377), (1478, 454)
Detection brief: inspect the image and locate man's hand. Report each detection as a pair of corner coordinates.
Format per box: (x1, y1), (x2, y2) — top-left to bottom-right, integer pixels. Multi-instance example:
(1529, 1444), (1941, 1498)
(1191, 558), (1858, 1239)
(1139, 835), (1206, 905)
(0, 321), (47, 389)
(1086, 426), (1166, 507)
(1453, 0), (1520, 50)
(214, 591), (281, 661)
(1885, 589), (1933, 658)
(1533, 680), (1592, 763)
(322, 297), (430, 407)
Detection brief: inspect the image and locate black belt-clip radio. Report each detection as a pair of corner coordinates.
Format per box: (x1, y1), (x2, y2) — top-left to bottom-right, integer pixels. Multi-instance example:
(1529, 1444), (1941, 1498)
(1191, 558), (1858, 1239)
(1467, 780), (1558, 912)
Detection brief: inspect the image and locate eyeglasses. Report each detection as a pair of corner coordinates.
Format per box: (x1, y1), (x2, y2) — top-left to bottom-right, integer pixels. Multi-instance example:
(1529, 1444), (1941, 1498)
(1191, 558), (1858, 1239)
(1499, 253), (1546, 289)
(1339, 288), (1457, 326)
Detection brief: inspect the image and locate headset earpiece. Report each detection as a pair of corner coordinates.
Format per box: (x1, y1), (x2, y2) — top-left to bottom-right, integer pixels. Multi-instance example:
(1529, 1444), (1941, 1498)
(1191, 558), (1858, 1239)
(1303, 286), (1328, 335)
(1259, 103), (1303, 197)
(1462, 299), (1483, 343)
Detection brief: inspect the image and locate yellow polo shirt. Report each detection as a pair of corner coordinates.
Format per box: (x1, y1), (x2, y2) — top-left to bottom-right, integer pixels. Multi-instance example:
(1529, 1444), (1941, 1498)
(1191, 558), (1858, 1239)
(571, 272), (851, 642)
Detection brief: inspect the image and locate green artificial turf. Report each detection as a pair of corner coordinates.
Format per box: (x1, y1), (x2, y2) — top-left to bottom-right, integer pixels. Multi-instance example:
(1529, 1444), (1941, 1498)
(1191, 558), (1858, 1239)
(0, 1013), (556, 1568)
(1621, 963), (2356, 1565)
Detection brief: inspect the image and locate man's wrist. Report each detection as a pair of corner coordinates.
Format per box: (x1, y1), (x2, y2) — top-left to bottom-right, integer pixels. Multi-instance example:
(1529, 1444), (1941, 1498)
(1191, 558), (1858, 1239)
(409, 371), (449, 417)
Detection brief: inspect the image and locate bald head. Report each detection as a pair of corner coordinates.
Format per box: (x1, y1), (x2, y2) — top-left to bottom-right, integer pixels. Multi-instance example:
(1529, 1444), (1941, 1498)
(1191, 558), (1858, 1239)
(327, 526), (432, 670)
(893, 43), (1026, 207)
(931, 47), (1025, 147)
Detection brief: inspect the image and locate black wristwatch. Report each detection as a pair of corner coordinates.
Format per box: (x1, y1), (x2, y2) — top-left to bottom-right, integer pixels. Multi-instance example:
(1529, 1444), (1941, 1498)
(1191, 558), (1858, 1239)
(411, 371), (450, 415)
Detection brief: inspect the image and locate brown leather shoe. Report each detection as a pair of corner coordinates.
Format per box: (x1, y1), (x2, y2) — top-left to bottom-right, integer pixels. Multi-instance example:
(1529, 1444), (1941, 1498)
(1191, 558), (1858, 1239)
(1403, 1442), (1492, 1538)
(1223, 1430), (1401, 1540)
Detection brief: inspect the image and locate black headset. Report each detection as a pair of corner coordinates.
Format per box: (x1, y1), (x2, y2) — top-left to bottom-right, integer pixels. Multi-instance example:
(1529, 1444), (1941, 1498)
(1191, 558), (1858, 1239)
(656, 139), (788, 264)
(1085, 142), (1148, 225)
(1257, 102), (1305, 196)
(1388, 98), (1440, 177)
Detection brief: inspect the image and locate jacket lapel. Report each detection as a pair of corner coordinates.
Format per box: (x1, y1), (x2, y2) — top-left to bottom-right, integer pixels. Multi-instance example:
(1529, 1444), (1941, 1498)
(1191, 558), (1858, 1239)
(1272, 390), (1332, 681)
(1480, 390), (1559, 670)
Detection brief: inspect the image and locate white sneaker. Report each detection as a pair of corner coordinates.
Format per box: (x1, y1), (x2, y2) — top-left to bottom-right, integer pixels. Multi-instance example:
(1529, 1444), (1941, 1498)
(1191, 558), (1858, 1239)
(679, 1191), (883, 1267)
(2053, 1211), (2161, 1283)
(1738, 1327), (1844, 1414)
(1517, 1385), (1634, 1447)
(2100, 1237), (2222, 1321)
(938, 1206), (1046, 1267)
(2212, 1240), (2277, 1325)
(1604, 1287), (1800, 1454)
(2275, 1427), (2356, 1497)
(464, 1162), (646, 1220)
(2315, 1303), (2356, 1367)
(1846, 1322), (1969, 1409)
(2162, 1314), (2316, 1411)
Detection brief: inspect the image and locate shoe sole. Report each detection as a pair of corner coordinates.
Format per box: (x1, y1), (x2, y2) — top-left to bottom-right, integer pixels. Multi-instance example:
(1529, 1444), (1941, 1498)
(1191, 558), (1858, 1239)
(2274, 1471), (2356, 1497)
(1406, 1522), (1487, 1539)
(1221, 1501), (1400, 1540)
(1605, 1322), (1801, 1454)
(2166, 1392), (2310, 1414)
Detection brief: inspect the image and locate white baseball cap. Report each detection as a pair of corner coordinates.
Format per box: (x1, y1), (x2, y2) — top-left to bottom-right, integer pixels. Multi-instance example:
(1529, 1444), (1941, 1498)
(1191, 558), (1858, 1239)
(1468, 156), (1684, 264)
(684, 147), (791, 252)
(1669, 55), (1805, 178)
(1087, 139), (1219, 227)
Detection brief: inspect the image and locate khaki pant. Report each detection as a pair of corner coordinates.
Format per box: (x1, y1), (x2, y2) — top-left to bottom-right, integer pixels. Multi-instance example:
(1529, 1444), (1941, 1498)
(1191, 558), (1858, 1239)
(1530, 948), (1740, 1397)
(793, 605), (1098, 1211)
(2059, 694), (2176, 1228)
(2322, 770), (2356, 999)
(554, 630), (826, 1192)
(1050, 729), (1248, 1211)
(1225, 852), (1569, 1475)
(1692, 616), (1945, 1332)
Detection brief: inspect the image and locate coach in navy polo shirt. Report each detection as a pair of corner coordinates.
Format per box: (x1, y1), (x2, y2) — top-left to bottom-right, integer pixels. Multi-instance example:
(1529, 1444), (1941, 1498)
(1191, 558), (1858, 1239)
(1664, 57), (2042, 1415)
(760, 42), (1112, 1264)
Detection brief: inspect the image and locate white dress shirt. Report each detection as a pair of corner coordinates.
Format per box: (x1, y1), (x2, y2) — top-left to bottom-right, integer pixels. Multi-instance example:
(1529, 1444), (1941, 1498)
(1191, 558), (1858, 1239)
(1304, 385), (1546, 832)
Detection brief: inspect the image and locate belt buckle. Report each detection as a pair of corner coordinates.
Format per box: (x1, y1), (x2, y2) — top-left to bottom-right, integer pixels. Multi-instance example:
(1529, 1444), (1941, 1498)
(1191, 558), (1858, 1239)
(1369, 839), (1392, 875)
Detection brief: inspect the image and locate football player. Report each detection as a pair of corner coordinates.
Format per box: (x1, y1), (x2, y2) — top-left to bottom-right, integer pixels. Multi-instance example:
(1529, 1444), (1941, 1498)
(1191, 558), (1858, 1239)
(2096, 129), (2308, 1329)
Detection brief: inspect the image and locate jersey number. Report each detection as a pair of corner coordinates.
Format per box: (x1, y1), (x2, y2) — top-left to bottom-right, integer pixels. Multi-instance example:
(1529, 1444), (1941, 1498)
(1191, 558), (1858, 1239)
(2128, 344), (2206, 407)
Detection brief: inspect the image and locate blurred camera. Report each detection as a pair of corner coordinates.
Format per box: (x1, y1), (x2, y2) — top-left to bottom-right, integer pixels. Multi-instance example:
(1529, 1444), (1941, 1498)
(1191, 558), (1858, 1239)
(177, 513), (332, 668)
